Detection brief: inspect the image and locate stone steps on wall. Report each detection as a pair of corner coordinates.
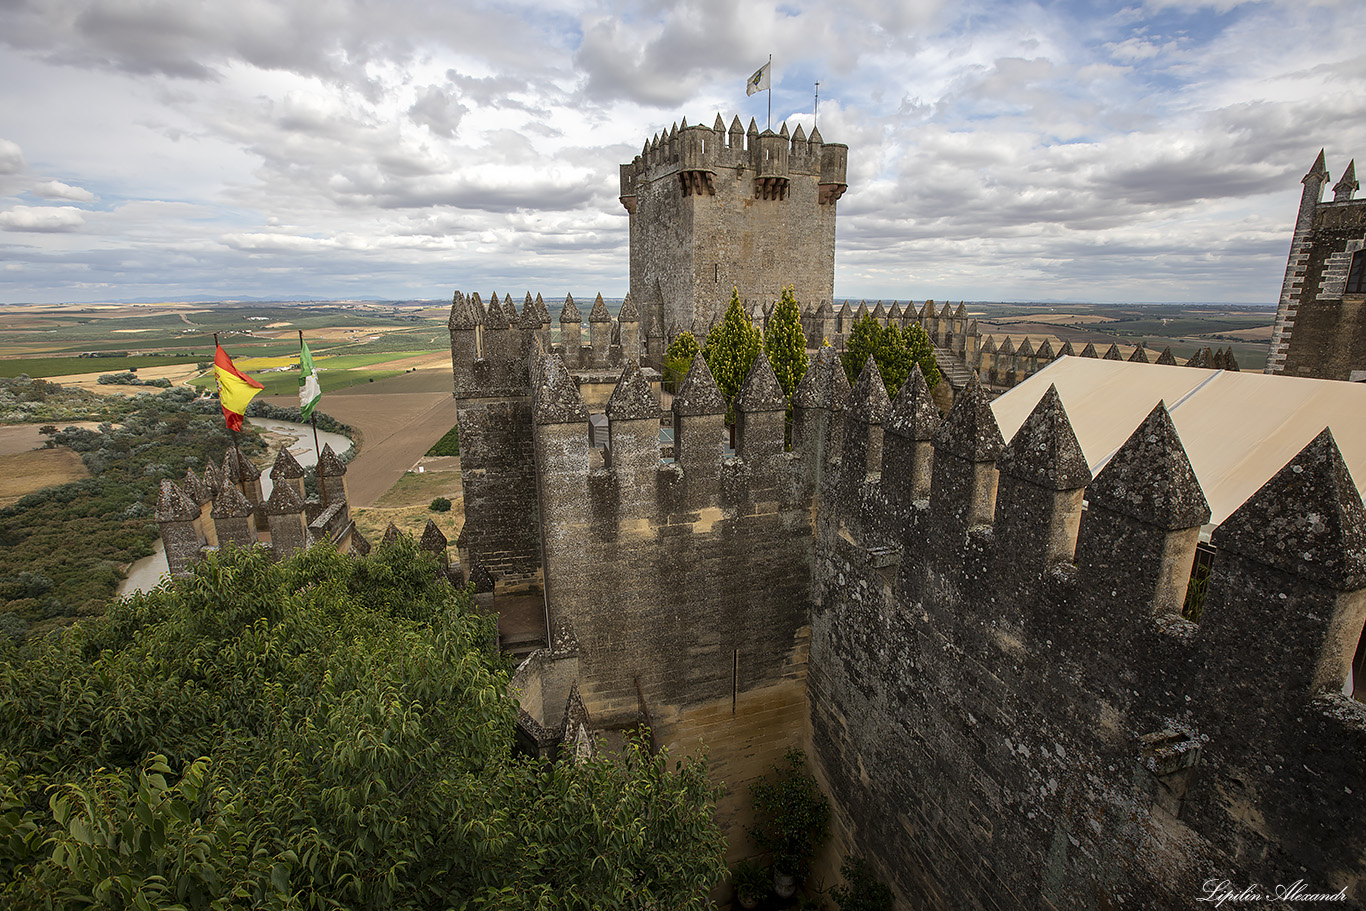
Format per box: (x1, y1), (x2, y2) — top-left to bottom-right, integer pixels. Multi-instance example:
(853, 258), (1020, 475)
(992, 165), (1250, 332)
(933, 346), (976, 389)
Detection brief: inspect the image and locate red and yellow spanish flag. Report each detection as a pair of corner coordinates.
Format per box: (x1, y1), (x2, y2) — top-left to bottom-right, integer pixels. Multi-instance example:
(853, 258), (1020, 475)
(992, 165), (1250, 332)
(214, 343), (264, 431)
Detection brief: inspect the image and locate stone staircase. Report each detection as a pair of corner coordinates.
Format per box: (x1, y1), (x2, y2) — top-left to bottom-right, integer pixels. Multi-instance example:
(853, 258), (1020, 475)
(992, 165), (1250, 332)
(933, 346), (976, 389)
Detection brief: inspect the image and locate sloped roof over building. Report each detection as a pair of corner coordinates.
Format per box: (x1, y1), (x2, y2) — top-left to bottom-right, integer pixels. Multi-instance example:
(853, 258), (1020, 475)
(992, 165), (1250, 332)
(992, 357), (1366, 528)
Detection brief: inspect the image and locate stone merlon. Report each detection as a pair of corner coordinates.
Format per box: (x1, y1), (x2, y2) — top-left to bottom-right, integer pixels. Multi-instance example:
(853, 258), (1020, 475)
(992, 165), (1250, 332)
(1087, 402), (1210, 529)
(1213, 428), (1366, 589)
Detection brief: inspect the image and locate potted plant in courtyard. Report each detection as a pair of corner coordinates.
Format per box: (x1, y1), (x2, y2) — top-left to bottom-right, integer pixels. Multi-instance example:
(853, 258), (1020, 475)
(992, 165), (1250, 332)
(731, 858), (768, 909)
(749, 749), (831, 897)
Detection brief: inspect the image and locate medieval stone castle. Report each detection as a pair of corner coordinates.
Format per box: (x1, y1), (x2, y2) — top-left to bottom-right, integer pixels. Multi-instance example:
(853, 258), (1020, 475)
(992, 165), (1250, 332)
(1267, 151), (1366, 380)
(157, 117), (1366, 908)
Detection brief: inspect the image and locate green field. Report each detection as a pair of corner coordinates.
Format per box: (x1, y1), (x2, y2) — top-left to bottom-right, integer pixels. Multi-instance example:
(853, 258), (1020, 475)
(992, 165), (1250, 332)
(0, 355), (205, 378)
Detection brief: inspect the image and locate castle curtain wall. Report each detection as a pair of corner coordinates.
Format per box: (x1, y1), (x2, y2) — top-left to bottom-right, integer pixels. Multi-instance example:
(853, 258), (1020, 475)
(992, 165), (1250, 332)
(807, 382), (1366, 909)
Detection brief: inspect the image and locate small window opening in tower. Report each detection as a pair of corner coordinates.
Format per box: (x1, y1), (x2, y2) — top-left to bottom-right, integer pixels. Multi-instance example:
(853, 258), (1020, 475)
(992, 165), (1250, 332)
(715, 263), (719, 283)
(1347, 250), (1366, 294)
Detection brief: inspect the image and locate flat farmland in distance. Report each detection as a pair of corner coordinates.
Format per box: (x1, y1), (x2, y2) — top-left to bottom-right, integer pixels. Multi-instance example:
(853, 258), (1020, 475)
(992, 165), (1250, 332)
(962, 301), (1275, 370)
(0, 300), (451, 397)
(0, 355), (204, 378)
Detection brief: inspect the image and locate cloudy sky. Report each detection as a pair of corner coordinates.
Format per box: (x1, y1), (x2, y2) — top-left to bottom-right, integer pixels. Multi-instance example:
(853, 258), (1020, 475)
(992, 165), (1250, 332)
(1, 0), (1362, 306)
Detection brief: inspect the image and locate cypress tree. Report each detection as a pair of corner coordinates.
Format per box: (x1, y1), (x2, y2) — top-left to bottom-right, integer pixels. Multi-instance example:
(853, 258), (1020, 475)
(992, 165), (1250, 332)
(702, 288), (763, 419)
(764, 286), (809, 399)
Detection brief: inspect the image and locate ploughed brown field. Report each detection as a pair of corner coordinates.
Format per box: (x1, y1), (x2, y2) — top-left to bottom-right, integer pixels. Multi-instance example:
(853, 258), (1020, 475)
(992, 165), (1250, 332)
(0, 448), (89, 507)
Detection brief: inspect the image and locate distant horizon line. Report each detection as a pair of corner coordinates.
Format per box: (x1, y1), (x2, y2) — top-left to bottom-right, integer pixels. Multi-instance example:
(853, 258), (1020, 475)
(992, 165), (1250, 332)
(0, 297), (1281, 309)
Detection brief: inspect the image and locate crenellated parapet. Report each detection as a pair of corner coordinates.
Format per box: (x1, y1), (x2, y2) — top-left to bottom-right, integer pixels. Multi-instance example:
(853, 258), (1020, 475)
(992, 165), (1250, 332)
(157, 446), (364, 576)
(619, 114), (847, 208)
(451, 290), (644, 392)
(449, 289), (661, 589)
(805, 371), (1366, 908)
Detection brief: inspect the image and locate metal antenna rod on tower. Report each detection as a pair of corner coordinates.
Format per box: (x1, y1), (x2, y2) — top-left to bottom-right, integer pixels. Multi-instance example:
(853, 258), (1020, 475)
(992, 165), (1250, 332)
(815, 82), (820, 131)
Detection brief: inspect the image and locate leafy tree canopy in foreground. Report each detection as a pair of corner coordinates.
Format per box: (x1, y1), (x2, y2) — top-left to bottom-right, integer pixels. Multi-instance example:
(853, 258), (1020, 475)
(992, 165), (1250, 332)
(0, 540), (725, 909)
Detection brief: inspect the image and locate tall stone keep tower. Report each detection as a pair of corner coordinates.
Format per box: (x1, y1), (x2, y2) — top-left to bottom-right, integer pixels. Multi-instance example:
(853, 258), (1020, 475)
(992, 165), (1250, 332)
(619, 114), (848, 362)
(1266, 150), (1366, 380)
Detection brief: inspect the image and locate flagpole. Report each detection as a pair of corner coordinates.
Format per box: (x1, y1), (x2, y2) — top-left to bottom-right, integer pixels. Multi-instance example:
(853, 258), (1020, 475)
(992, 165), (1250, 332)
(299, 330), (322, 459)
(767, 54), (772, 132)
(815, 82), (819, 131)
(299, 329), (326, 507)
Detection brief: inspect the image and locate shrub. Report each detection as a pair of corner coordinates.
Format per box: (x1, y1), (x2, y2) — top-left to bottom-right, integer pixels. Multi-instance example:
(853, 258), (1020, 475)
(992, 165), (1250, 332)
(832, 856), (894, 911)
(702, 289), (763, 420)
(430, 496), (452, 512)
(749, 749), (831, 877)
(732, 857), (769, 905)
(765, 286), (808, 399)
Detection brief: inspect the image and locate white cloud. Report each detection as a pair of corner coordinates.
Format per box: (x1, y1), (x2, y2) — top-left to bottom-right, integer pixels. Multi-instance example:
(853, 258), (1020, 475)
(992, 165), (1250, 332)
(0, 0), (1363, 303)
(0, 205), (86, 232)
(33, 179), (96, 201)
(0, 139), (24, 174)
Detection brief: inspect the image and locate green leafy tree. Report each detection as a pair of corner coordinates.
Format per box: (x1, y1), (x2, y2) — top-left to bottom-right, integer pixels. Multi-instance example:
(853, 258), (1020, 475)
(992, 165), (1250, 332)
(841, 315), (940, 398)
(702, 289), (763, 419)
(0, 541), (726, 909)
(764, 287), (808, 399)
(749, 749), (830, 878)
(664, 331), (700, 392)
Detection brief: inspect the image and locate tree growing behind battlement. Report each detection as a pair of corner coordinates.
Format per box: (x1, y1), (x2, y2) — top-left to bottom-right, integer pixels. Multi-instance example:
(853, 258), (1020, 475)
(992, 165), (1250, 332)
(0, 540), (726, 908)
(841, 313), (940, 398)
(702, 288), (763, 421)
(765, 286), (809, 399)
(664, 330), (700, 392)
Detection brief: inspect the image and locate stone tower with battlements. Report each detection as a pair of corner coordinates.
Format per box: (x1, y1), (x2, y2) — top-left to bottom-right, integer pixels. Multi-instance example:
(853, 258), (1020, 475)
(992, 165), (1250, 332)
(1266, 150), (1366, 380)
(619, 114), (847, 363)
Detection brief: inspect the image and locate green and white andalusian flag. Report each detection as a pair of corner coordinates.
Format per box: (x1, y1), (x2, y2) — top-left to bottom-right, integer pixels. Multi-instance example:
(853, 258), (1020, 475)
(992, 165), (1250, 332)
(299, 338), (321, 420)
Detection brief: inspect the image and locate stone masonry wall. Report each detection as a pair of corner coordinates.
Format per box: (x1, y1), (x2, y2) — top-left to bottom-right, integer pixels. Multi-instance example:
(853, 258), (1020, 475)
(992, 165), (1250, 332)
(532, 352), (814, 725)
(623, 117), (845, 339)
(454, 397), (541, 584)
(806, 368), (1366, 909)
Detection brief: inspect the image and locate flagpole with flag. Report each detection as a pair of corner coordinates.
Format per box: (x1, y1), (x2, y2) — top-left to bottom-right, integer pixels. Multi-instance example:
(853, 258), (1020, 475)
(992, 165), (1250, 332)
(213, 333), (264, 480)
(298, 330), (326, 506)
(747, 56), (772, 131)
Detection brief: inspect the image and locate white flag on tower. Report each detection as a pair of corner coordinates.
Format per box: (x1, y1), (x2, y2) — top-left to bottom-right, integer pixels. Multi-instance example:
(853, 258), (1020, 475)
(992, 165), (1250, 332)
(746, 61), (771, 96)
